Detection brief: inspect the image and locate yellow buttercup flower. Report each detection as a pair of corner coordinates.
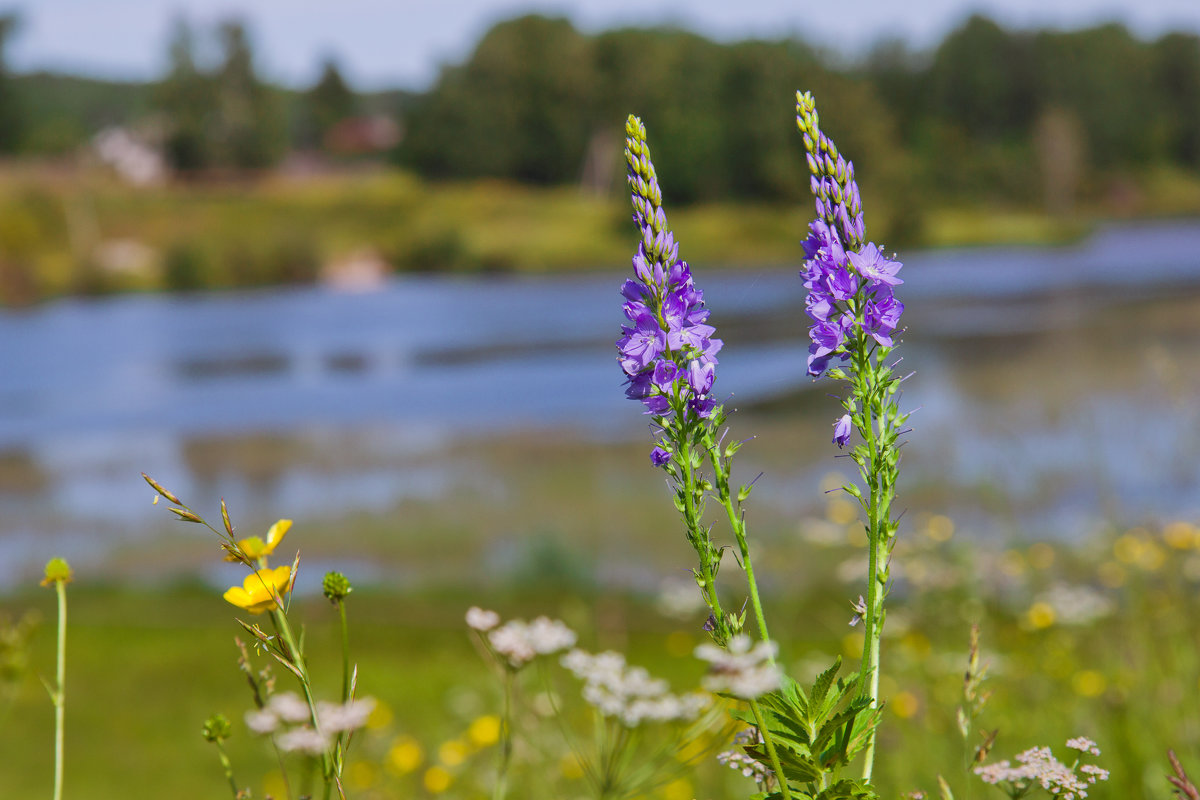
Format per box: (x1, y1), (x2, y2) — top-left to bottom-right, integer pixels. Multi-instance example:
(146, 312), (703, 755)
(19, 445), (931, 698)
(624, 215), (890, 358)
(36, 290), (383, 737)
(223, 565), (293, 614)
(225, 519), (293, 562)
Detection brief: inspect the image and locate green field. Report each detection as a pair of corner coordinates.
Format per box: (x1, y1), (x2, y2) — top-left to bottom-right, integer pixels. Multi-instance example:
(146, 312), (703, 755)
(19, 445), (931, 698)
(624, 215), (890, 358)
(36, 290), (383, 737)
(3, 506), (1198, 799)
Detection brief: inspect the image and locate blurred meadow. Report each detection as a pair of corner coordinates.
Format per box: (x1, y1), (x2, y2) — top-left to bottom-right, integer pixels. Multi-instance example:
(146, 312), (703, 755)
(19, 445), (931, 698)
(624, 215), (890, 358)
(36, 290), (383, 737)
(2, 2), (1200, 799)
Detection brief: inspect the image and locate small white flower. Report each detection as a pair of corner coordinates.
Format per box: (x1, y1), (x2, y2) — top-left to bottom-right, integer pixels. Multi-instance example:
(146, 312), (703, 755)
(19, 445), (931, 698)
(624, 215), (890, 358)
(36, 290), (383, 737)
(466, 606), (500, 631)
(317, 697), (377, 734)
(1065, 736), (1101, 757)
(488, 617), (576, 667)
(695, 634), (782, 699)
(244, 708), (278, 734)
(267, 692), (311, 724)
(276, 726), (330, 756)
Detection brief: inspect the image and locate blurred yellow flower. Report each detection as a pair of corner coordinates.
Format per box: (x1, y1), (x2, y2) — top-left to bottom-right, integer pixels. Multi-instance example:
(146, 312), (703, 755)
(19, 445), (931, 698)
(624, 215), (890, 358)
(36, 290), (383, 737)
(1163, 521), (1196, 550)
(1114, 532), (1145, 564)
(1026, 602), (1056, 629)
(890, 690), (919, 719)
(467, 715), (501, 748)
(348, 761), (378, 790)
(225, 519), (292, 562)
(423, 765), (452, 794)
(386, 736), (423, 775)
(367, 700), (394, 730)
(438, 739), (469, 767)
(223, 566), (293, 614)
(925, 514), (954, 542)
(827, 497), (858, 525)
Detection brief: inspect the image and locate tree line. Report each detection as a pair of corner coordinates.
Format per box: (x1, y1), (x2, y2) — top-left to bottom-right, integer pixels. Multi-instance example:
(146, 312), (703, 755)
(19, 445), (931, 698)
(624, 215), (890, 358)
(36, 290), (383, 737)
(1, 11), (1199, 212)
(399, 13), (1200, 212)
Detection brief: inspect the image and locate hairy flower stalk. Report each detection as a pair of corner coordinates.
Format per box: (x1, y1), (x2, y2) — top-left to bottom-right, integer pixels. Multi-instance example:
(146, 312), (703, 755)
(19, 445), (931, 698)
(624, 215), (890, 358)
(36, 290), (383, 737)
(796, 91), (910, 782)
(616, 115), (791, 799)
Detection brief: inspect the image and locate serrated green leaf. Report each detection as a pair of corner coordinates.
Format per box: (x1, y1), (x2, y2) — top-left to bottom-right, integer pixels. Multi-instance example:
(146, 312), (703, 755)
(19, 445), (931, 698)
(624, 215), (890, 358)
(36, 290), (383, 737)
(810, 657), (842, 707)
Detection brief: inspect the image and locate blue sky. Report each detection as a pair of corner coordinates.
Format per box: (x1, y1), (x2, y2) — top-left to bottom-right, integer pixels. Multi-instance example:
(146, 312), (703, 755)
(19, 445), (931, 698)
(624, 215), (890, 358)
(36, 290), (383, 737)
(11, 0), (1200, 90)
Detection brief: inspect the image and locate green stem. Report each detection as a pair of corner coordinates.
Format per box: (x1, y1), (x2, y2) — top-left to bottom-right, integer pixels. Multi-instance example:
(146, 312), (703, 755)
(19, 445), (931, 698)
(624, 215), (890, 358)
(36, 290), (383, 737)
(749, 699), (792, 800)
(215, 741), (240, 798)
(493, 670), (513, 800)
(709, 446), (773, 653)
(680, 437), (725, 634)
(268, 607), (337, 799)
(853, 338), (893, 783)
(53, 580), (66, 800)
(338, 601), (350, 703)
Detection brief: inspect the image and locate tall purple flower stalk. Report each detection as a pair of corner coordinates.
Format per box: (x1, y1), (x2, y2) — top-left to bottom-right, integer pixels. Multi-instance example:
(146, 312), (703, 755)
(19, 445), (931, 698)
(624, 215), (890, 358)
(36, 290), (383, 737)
(796, 90), (911, 783)
(616, 116), (723, 456)
(615, 114), (795, 800)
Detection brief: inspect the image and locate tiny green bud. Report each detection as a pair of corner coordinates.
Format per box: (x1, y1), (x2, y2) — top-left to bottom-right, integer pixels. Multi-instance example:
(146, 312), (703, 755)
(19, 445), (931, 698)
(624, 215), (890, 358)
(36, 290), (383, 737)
(842, 483), (863, 500)
(322, 571), (352, 603)
(41, 558), (72, 587)
(202, 713), (232, 743)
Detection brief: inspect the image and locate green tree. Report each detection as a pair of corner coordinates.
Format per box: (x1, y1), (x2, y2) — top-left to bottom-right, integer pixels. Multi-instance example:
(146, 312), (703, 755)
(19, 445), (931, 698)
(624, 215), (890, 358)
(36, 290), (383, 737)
(213, 19), (285, 169)
(0, 14), (24, 153)
(1152, 33), (1200, 167)
(306, 56), (357, 148)
(155, 17), (213, 172)
(400, 15), (594, 183)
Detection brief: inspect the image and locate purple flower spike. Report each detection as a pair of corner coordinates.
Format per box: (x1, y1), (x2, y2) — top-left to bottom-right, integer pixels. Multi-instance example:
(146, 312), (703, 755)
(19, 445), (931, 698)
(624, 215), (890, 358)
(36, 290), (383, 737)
(617, 115), (722, 434)
(833, 414), (852, 448)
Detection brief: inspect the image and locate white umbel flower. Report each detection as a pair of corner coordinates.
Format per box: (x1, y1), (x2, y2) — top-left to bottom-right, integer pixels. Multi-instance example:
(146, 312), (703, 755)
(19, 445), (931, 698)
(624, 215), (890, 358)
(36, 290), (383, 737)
(695, 634), (782, 699)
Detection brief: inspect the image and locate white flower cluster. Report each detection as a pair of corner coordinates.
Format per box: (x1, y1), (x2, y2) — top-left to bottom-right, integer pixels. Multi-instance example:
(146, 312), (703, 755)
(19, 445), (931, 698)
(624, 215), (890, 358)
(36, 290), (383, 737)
(718, 748), (772, 782)
(1065, 736), (1102, 757)
(975, 740), (1109, 800)
(244, 692), (376, 756)
(561, 649), (709, 727)
(485, 615), (577, 668)
(466, 606), (501, 631)
(695, 634), (782, 699)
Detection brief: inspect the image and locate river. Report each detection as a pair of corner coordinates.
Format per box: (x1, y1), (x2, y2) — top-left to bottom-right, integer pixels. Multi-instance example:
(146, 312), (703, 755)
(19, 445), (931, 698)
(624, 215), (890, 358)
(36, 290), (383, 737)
(2, 220), (1199, 588)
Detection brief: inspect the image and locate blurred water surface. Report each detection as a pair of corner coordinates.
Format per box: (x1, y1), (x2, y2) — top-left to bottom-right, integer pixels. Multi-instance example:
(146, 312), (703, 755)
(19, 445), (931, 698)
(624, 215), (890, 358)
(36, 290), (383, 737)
(2, 220), (1200, 585)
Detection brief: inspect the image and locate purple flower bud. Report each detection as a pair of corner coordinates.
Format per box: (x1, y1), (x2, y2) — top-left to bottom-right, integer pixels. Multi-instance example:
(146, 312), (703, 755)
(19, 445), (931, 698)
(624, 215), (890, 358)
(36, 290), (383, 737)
(653, 360), (679, 389)
(643, 394), (671, 416)
(650, 446), (671, 467)
(833, 413), (852, 448)
(687, 359), (715, 396)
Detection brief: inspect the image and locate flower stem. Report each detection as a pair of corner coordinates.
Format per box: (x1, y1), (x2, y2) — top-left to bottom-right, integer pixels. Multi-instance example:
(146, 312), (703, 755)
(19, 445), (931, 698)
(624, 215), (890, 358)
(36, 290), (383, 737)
(338, 600), (350, 703)
(269, 607), (338, 799)
(215, 741), (239, 798)
(52, 579), (67, 800)
(680, 437), (725, 635)
(493, 670), (513, 800)
(707, 444), (773, 652)
(750, 699), (792, 800)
